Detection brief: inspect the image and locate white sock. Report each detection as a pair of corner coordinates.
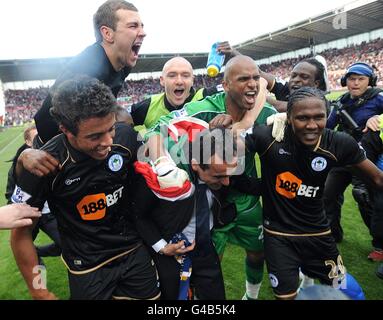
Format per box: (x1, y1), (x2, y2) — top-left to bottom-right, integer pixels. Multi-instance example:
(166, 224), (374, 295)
(246, 280), (262, 299)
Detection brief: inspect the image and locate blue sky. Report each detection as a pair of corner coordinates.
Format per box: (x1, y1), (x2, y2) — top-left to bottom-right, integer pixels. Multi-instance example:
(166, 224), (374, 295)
(0, 0), (358, 59)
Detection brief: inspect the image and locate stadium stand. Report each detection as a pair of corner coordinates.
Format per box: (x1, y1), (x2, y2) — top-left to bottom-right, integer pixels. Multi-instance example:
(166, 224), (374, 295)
(3, 37), (382, 124)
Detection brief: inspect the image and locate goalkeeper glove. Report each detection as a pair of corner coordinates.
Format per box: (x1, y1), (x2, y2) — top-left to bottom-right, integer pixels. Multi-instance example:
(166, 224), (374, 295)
(267, 113), (287, 142)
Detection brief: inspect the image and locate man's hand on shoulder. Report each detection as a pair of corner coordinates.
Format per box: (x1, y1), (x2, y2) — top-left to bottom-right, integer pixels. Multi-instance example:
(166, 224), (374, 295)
(209, 114), (233, 129)
(18, 149), (61, 177)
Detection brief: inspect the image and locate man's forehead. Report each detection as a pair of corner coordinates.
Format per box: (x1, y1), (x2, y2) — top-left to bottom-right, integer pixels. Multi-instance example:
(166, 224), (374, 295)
(209, 159), (237, 174)
(163, 58), (193, 73)
(292, 98), (326, 114)
(292, 62), (315, 74)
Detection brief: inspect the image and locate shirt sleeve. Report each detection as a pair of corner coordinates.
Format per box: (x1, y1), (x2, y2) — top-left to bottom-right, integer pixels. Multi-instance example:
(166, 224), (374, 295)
(130, 98), (151, 126)
(12, 168), (48, 210)
(244, 125), (271, 154)
(360, 130), (383, 164)
(270, 81), (290, 101)
(336, 131), (367, 165)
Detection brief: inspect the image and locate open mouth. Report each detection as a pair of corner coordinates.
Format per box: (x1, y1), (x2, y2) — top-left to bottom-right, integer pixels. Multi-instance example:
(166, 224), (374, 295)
(244, 91), (257, 104)
(174, 88), (185, 97)
(131, 43), (142, 57)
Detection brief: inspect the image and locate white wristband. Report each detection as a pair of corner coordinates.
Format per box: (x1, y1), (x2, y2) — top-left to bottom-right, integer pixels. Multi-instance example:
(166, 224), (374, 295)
(152, 239), (168, 253)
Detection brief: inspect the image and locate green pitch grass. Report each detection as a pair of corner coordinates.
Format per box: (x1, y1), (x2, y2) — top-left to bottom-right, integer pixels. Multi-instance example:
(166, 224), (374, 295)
(0, 124), (381, 300)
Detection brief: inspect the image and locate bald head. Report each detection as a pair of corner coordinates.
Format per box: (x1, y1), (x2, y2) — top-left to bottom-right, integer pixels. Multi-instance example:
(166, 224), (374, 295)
(162, 57), (193, 75)
(222, 55), (260, 114)
(160, 56), (195, 107)
(224, 55), (258, 82)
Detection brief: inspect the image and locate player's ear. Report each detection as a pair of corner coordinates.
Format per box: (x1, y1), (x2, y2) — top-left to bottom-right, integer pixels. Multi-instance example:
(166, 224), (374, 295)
(159, 76), (165, 88)
(59, 124), (74, 138)
(100, 25), (114, 43)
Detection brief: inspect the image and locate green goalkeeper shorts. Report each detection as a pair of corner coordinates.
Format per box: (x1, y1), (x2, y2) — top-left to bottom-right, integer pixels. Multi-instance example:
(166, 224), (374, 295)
(212, 200), (263, 255)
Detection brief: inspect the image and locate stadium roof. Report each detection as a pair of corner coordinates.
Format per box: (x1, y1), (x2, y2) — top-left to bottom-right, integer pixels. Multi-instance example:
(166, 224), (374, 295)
(0, 0), (382, 84)
(235, 0), (383, 59)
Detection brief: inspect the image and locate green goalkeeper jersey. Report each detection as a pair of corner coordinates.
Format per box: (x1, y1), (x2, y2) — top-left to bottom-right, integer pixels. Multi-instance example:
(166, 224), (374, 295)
(147, 92), (276, 212)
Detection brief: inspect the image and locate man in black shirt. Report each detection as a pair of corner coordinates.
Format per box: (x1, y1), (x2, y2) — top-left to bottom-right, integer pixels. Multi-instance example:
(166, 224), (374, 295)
(34, 0), (146, 145)
(260, 57), (328, 112)
(11, 77), (159, 300)
(243, 87), (383, 299)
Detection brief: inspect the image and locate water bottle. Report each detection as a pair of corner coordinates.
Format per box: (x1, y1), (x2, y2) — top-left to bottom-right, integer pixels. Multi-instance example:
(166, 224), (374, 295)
(206, 42), (225, 77)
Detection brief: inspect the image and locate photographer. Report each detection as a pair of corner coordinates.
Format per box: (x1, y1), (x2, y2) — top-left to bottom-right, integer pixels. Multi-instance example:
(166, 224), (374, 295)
(324, 62), (383, 251)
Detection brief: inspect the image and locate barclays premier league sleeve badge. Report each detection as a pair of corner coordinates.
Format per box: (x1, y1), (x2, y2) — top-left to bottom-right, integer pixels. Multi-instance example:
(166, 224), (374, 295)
(11, 185), (32, 203)
(108, 154), (124, 172)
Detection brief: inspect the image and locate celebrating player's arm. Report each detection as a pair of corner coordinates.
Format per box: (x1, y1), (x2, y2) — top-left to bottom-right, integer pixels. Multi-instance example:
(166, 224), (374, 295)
(11, 159), (58, 300)
(16, 148), (61, 178)
(11, 219), (58, 300)
(10, 189), (57, 299)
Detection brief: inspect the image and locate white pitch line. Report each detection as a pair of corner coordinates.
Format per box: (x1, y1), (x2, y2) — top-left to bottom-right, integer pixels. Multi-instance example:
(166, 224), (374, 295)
(0, 131), (23, 156)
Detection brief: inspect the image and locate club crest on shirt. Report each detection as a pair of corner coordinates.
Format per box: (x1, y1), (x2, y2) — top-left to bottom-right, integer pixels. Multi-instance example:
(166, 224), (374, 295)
(108, 154), (123, 172)
(311, 157), (327, 172)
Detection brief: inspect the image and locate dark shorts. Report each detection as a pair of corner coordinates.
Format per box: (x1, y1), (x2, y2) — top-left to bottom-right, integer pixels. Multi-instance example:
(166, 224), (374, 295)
(68, 245), (160, 300)
(264, 231), (345, 299)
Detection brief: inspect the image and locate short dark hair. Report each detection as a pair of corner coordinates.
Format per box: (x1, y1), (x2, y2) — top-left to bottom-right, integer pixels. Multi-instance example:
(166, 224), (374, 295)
(50, 76), (118, 135)
(93, 0), (138, 42)
(287, 86), (327, 117)
(189, 127), (237, 170)
(301, 58), (327, 91)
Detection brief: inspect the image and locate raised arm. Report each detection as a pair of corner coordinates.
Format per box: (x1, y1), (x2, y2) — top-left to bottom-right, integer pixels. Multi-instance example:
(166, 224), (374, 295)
(259, 69), (276, 91)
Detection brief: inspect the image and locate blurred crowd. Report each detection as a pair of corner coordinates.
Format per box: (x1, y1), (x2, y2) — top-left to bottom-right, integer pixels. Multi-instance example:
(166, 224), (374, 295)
(3, 38), (382, 125)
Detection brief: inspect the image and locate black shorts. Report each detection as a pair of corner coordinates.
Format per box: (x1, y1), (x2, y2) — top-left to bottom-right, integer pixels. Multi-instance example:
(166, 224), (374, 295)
(68, 245), (160, 300)
(264, 231), (345, 298)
